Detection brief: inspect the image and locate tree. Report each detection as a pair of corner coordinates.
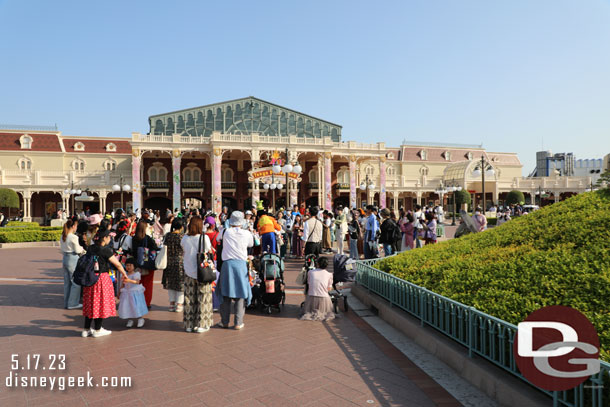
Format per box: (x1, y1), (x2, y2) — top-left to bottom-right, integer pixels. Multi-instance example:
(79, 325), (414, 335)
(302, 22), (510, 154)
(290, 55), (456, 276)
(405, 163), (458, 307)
(0, 188), (19, 219)
(595, 169), (610, 188)
(506, 190), (525, 206)
(454, 189), (471, 209)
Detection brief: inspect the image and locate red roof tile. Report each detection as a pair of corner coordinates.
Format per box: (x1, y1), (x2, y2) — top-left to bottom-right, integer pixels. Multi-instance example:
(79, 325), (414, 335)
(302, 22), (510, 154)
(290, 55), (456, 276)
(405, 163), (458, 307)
(0, 132), (62, 152)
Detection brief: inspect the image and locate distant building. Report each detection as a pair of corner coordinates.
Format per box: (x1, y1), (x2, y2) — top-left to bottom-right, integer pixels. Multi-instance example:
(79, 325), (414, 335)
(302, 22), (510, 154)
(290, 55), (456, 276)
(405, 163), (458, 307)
(533, 151), (574, 177)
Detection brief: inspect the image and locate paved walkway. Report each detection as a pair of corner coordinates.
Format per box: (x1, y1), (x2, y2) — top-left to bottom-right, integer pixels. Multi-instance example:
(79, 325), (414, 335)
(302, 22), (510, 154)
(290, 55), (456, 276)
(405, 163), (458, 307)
(0, 248), (463, 407)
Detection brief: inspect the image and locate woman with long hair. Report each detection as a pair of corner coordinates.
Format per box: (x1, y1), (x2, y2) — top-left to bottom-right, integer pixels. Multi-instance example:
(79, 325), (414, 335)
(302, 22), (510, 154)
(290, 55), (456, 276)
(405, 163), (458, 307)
(291, 214), (304, 259)
(81, 229), (128, 337)
(60, 219), (84, 309)
(180, 216), (214, 333)
(131, 220), (160, 309)
(162, 218), (185, 312)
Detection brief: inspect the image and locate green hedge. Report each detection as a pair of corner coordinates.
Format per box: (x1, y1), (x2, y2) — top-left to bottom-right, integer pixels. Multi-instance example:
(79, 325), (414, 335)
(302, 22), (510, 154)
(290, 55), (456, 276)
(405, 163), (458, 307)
(0, 229), (62, 243)
(487, 217), (497, 226)
(378, 189), (610, 362)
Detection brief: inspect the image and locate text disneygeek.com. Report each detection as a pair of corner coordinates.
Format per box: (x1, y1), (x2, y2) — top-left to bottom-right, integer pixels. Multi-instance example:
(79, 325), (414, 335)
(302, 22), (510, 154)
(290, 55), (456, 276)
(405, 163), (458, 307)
(4, 354), (132, 391)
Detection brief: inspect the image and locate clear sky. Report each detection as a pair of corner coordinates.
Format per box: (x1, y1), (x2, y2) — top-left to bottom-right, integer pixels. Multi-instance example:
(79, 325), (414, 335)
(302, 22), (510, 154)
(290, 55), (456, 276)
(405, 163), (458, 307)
(1, 0), (609, 174)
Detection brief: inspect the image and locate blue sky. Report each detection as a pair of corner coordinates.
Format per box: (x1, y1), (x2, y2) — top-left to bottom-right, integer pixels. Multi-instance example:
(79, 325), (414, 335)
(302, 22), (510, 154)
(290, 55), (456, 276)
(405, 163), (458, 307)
(1, 0), (609, 174)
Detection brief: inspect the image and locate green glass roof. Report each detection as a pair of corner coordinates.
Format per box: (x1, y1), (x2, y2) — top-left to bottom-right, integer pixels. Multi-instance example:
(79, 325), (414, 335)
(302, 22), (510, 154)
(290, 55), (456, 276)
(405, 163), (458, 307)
(149, 96), (342, 141)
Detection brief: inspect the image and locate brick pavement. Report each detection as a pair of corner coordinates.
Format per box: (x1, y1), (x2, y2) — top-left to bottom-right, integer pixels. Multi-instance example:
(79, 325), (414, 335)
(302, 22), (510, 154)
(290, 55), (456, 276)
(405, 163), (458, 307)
(0, 248), (461, 407)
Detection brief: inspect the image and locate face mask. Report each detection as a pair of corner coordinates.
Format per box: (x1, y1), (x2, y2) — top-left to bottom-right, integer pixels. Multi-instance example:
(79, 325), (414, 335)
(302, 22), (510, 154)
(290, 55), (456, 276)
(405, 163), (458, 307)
(475, 211), (480, 215)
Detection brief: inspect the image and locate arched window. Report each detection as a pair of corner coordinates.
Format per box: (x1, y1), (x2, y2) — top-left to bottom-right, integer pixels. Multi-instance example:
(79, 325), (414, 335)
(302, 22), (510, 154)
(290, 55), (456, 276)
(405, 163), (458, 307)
(222, 167), (234, 182)
(104, 159), (117, 171)
(337, 168), (349, 183)
(148, 162), (167, 182)
(419, 166), (429, 176)
(20, 134), (33, 149)
(308, 169), (318, 183)
(386, 166), (396, 176)
(72, 159), (86, 172)
(183, 164), (201, 182)
(365, 166), (374, 176)
(18, 157), (32, 171)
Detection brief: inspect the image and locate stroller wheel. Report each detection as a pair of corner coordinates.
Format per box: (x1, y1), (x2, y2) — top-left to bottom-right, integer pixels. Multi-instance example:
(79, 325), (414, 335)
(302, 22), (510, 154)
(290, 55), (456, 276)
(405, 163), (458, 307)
(266, 306), (272, 315)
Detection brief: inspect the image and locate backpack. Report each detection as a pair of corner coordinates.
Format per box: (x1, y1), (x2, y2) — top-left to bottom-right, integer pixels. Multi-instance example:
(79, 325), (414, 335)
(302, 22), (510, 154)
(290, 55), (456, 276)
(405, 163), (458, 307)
(136, 236), (156, 269)
(261, 253), (284, 280)
(390, 221), (402, 242)
(73, 252), (100, 287)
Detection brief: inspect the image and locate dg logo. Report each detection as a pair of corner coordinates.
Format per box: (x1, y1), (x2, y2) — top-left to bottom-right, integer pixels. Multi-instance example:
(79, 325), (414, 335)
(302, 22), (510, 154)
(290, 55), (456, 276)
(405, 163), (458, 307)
(514, 305), (600, 391)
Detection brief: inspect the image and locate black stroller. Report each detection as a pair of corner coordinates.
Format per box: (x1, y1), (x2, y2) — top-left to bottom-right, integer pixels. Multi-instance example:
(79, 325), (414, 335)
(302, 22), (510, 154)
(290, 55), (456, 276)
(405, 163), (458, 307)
(254, 252), (285, 314)
(331, 254), (356, 313)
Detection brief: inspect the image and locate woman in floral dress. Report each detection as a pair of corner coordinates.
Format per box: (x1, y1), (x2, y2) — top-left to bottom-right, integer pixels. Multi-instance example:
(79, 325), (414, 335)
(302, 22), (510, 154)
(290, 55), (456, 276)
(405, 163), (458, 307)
(162, 218), (185, 312)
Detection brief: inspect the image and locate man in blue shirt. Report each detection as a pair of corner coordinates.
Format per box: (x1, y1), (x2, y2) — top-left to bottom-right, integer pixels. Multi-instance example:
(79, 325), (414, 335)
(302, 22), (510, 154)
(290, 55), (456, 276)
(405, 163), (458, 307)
(364, 205), (379, 259)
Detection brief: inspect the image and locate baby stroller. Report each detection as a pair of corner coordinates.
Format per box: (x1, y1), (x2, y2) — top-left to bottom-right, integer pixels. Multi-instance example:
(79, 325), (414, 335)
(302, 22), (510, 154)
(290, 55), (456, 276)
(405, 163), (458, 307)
(256, 252), (285, 314)
(331, 254), (356, 313)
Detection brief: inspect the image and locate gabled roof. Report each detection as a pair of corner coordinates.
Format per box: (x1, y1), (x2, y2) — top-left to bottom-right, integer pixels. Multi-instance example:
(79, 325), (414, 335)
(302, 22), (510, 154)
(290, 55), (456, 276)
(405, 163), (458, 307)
(149, 96), (342, 128)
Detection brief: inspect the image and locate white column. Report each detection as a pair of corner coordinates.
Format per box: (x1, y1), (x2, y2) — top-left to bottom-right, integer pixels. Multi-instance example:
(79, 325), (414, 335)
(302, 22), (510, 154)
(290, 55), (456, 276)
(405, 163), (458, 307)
(393, 193), (399, 211)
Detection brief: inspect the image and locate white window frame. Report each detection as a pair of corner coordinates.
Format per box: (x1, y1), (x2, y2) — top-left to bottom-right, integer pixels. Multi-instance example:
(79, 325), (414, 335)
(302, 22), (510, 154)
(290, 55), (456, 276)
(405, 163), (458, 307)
(221, 166), (234, 183)
(337, 168), (349, 183)
(308, 169), (318, 183)
(72, 158), (86, 172)
(419, 150), (427, 160)
(104, 159), (117, 171)
(18, 157), (32, 171)
(19, 134), (33, 149)
(74, 142), (85, 152)
(148, 162), (167, 182)
(105, 143), (117, 152)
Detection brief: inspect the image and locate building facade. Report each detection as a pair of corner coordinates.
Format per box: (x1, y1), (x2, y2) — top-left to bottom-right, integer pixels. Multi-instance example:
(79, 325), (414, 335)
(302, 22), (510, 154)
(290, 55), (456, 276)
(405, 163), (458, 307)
(0, 97), (600, 223)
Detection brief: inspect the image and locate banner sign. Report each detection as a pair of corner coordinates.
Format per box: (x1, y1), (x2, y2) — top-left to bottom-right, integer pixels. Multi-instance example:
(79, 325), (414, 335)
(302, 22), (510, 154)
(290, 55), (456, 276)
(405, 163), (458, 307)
(248, 167), (301, 182)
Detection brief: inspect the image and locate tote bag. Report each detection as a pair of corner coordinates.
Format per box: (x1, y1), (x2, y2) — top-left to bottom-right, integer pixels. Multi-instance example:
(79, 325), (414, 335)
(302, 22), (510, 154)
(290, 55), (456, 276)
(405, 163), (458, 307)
(197, 235), (216, 284)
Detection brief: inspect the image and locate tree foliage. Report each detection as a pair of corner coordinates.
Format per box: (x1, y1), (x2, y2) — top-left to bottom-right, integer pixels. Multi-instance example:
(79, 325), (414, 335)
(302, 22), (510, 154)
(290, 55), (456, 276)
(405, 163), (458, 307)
(0, 188), (19, 209)
(454, 189), (471, 208)
(506, 190), (525, 206)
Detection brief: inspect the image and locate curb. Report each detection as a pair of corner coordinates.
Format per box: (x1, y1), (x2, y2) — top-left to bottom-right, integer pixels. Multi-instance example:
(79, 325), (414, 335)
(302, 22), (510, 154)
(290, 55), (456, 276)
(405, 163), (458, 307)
(0, 241), (61, 249)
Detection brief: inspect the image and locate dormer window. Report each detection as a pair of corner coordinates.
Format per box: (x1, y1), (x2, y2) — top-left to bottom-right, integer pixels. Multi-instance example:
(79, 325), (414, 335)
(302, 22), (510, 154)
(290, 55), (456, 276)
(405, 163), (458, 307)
(20, 134), (33, 149)
(466, 152), (473, 161)
(419, 150), (427, 160)
(387, 152), (395, 160)
(74, 142), (85, 152)
(105, 143), (117, 152)
(444, 151), (451, 161)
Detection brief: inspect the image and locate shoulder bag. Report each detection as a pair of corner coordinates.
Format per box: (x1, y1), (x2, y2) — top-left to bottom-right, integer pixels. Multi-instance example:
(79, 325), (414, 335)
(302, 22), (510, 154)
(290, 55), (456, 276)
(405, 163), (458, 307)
(197, 235), (216, 284)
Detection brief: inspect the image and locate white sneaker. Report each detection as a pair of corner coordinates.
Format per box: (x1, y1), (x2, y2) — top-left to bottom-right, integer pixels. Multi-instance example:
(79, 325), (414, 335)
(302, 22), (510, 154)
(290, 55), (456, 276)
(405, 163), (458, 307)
(137, 318), (145, 328)
(235, 324), (244, 330)
(92, 328), (112, 338)
(81, 329), (92, 337)
(194, 326), (209, 333)
(68, 304), (83, 310)
(126, 320), (134, 328)
(185, 327), (192, 333)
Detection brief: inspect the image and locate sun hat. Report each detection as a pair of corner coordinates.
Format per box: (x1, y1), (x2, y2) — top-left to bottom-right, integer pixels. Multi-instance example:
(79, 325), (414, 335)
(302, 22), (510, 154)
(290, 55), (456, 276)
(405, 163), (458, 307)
(229, 211), (245, 227)
(88, 214), (102, 225)
(245, 210), (253, 215)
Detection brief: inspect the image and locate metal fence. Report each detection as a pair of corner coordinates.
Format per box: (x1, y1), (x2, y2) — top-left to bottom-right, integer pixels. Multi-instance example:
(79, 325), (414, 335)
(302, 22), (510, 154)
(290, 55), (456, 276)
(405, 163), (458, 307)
(354, 259), (610, 407)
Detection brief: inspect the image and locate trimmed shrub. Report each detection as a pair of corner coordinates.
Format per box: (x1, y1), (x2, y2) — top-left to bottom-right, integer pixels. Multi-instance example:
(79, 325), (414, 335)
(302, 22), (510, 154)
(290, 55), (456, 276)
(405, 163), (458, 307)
(487, 217), (497, 226)
(506, 190), (525, 206)
(378, 189), (610, 362)
(455, 190), (471, 208)
(6, 221), (41, 228)
(0, 229), (62, 243)
(0, 188), (19, 209)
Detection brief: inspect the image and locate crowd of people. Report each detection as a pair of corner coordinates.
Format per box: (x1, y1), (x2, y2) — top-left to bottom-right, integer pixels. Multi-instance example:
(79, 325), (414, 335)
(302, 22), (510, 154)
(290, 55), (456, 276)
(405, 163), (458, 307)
(56, 200), (465, 337)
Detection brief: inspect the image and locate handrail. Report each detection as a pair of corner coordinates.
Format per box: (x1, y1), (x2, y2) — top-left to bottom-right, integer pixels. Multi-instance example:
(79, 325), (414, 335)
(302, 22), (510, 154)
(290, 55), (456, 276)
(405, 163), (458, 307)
(354, 259), (610, 407)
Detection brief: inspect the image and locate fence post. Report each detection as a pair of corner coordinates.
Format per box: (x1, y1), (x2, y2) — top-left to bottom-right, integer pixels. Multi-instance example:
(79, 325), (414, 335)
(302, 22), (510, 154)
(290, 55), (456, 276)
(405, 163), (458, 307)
(419, 289), (425, 327)
(468, 306), (475, 358)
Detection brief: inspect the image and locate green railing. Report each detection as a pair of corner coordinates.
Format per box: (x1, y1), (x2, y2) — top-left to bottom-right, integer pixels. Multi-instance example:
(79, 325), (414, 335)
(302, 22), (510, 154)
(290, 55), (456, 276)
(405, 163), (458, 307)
(355, 259), (610, 407)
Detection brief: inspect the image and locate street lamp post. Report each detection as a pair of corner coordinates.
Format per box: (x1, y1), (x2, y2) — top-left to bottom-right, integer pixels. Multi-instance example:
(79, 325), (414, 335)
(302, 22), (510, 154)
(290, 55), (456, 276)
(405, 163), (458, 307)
(112, 175), (131, 211)
(266, 151), (301, 213)
(63, 182), (82, 217)
(359, 175), (376, 206)
(472, 155), (495, 213)
(444, 180), (462, 226)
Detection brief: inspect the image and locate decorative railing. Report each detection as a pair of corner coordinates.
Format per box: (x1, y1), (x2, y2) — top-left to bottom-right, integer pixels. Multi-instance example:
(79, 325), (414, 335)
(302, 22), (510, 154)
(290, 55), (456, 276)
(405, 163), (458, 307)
(144, 181), (170, 189)
(307, 183), (319, 190)
(221, 182), (236, 189)
(335, 183), (350, 190)
(355, 259), (610, 407)
(181, 181), (204, 189)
